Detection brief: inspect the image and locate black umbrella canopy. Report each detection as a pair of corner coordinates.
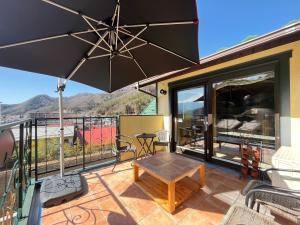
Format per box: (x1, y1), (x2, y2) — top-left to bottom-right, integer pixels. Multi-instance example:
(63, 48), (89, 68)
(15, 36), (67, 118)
(0, 0), (199, 92)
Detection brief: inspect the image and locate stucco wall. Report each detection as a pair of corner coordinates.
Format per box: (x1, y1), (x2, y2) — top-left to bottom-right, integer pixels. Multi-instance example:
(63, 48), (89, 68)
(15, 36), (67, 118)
(119, 115), (165, 160)
(157, 40), (300, 148)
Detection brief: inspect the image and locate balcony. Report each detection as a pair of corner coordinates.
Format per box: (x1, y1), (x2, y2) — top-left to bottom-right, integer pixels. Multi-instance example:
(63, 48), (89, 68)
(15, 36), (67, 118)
(41, 160), (246, 225)
(0, 117), (297, 225)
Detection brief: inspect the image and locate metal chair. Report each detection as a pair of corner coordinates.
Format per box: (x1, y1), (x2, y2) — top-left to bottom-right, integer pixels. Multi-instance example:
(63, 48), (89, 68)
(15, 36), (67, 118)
(153, 130), (170, 154)
(220, 204), (280, 225)
(245, 187), (300, 224)
(112, 135), (136, 171)
(242, 168), (300, 224)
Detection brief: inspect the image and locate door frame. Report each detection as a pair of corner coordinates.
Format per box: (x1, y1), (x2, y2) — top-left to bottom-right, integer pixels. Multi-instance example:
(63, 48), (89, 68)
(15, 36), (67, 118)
(169, 51), (292, 164)
(170, 81), (210, 160)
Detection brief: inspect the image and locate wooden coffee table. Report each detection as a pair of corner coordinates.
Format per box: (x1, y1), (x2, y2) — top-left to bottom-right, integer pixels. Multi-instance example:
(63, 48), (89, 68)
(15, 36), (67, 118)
(133, 152), (205, 213)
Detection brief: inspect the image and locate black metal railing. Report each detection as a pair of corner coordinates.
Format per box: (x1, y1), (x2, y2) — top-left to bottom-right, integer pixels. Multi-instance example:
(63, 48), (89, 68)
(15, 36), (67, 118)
(33, 116), (118, 180)
(0, 119), (32, 224)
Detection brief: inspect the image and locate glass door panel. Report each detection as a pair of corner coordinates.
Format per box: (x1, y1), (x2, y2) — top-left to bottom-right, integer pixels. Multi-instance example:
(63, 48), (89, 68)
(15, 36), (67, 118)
(212, 71), (275, 167)
(175, 86), (206, 154)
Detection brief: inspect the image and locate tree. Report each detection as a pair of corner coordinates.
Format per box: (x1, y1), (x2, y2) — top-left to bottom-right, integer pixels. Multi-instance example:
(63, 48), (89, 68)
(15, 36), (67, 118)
(285, 19), (300, 27)
(125, 105), (134, 114)
(87, 99), (96, 110)
(241, 35), (259, 43)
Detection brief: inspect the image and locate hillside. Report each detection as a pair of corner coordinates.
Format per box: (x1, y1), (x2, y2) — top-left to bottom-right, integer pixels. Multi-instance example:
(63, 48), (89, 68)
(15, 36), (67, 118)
(1, 86), (155, 118)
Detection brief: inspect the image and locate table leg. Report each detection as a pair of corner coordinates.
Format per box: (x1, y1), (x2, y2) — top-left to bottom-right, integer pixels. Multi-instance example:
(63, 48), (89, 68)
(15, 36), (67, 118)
(143, 139), (148, 157)
(145, 138), (155, 155)
(149, 138), (154, 155)
(134, 165), (139, 182)
(137, 138), (147, 158)
(136, 138), (143, 158)
(168, 181), (175, 213)
(199, 165), (205, 188)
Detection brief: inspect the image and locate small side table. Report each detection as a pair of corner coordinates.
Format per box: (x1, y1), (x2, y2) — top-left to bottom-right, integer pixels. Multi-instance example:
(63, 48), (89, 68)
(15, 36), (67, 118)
(135, 133), (156, 158)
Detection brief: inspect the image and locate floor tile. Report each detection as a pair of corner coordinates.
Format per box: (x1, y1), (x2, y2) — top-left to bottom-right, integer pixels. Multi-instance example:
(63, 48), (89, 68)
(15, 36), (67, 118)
(41, 160), (285, 225)
(139, 207), (175, 225)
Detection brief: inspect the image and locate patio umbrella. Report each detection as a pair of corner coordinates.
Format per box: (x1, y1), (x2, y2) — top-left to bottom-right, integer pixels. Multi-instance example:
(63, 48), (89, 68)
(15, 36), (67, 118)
(0, 0), (199, 176)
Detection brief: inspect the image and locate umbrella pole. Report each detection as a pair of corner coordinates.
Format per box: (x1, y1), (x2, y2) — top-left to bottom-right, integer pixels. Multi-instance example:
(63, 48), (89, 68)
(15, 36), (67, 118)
(57, 78), (65, 177)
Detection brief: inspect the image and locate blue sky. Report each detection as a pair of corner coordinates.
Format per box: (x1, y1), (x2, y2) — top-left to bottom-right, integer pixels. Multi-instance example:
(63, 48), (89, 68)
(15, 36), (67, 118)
(0, 0), (299, 104)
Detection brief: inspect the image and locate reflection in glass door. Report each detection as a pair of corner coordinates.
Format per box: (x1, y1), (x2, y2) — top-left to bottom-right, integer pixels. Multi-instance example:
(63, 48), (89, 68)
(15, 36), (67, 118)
(212, 71), (275, 167)
(175, 86), (207, 154)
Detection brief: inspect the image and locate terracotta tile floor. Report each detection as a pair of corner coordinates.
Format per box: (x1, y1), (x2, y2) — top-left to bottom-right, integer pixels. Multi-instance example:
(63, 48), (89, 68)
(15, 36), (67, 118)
(41, 160), (293, 225)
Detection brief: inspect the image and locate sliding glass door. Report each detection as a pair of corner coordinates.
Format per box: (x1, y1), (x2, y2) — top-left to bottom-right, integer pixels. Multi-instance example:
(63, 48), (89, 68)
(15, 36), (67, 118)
(171, 66), (277, 167)
(211, 71), (276, 166)
(174, 85), (207, 154)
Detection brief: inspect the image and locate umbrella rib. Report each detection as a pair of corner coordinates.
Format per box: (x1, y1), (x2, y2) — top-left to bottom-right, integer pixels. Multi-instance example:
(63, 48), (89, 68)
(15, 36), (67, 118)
(66, 33), (109, 80)
(109, 55), (112, 92)
(41, 0), (79, 15)
(0, 33), (68, 49)
(111, 0), (120, 50)
(0, 28), (107, 49)
(66, 58), (87, 81)
(41, 0), (109, 27)
(111, 0), (119, 26)
(119, 42), (147, 54)
(115, 1), (120, 49)
(71, 33), (110, 53)
(39, 1), (198, 65)
(120, 20), (197, 28)
(118, 29), (198, 65)
(82, 16), (111, 50)
(87, 33), (109, 55)
(133, 58), (148, 78)
(111, 8), (117, 26)
(119, 26), (148, 51)
(149, 42), (198, 64)
(118, 54), (133, 59)
(88, 53), (111, 60)
(116, 34), (148, 78)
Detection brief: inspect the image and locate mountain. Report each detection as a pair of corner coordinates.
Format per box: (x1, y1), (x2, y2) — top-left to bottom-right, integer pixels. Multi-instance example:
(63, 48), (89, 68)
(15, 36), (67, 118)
(1, 86), (155, 118)
(1, 95), (56, 115)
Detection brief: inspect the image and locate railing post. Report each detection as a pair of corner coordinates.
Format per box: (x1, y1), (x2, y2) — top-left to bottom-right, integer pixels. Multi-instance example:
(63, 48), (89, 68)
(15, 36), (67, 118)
(89, 116), (92, 160)
(82, 117), (85, 170)
(100, 117), (103, 157)
(28, 120), (32, 181)
(18, 123), (24, 218)
(110, 117), (113, 149)
(35, 119), (38, 181)
(116, 116), (120, 136)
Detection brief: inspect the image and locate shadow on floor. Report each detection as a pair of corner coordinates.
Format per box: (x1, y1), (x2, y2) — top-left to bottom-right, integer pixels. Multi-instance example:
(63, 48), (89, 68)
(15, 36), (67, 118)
(41, 161), (250, 225)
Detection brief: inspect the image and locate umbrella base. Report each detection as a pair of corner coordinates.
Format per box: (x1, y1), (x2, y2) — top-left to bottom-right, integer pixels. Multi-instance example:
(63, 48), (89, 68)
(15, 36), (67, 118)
(40, 171), (84, 208)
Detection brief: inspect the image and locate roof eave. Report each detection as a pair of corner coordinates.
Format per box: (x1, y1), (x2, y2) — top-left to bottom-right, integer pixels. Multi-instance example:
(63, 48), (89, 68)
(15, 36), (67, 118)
(139, 22), (300, 87)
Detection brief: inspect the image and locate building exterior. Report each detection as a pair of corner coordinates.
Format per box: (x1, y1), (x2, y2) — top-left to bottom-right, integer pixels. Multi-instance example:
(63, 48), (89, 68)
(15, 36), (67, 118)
(140, 22), (300, 167)
(141, 99), (157, 115)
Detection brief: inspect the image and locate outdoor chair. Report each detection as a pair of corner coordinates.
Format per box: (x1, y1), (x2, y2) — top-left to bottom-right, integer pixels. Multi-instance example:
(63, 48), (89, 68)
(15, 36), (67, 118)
(245, 187), (300, 224)
(153, 130), (170, 154)
(112, 135), (137, 171)
(220, 204), (280, 225)
(242, 168), (300, 224)
(242, 167), (300, 195)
